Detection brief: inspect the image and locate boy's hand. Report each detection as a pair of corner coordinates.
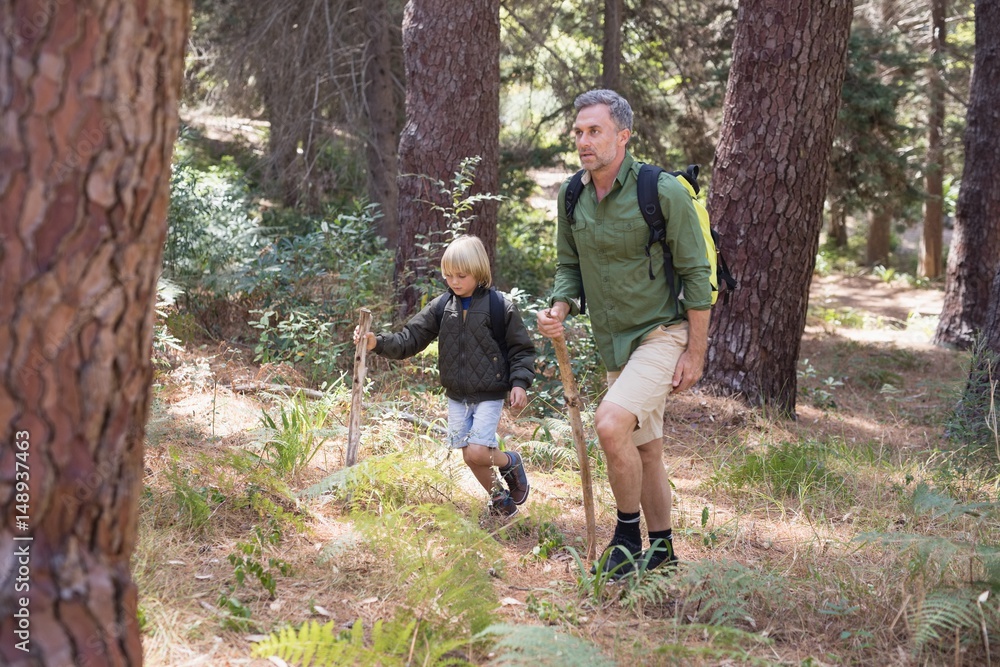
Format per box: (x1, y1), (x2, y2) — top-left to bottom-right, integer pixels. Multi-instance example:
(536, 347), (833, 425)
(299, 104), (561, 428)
(353, 326), (377, 351)
(508, 387), (528, 411)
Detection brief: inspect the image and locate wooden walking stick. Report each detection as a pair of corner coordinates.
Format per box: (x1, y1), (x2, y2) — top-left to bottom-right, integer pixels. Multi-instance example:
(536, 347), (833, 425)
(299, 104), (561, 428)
(552, 335), (597, 561)
(346, 308), (372, 467)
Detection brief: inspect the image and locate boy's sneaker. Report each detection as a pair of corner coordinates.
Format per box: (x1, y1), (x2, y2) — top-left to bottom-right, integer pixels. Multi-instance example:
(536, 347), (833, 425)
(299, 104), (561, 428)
(500, 451), (530, 505)
(488, 491), (519, 519)
(640, 538), (678, 573)
(590, 535), (643, 580)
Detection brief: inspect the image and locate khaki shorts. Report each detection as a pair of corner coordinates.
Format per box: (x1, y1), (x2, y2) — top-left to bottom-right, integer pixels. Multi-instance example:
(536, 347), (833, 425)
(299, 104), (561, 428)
(604, 321), (689, 446)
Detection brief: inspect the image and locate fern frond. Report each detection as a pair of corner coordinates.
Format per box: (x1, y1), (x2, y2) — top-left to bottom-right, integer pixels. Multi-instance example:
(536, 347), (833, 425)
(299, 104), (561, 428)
(300, 467), (350, 499)
(621, 566), (677, 610)
(300, 450), (460, 511)
(478, 623), (616, 666)
(856, 531), (1000, 587)
(353, 504), (502, 636)
(675, 560), (788, 630)
(537, 417), (574, 441)
(520, 440), (577, 472)
(655, 624), (776, 665)
(909, 590), (980, 653)
(910, 482), (998, 521)
(251, 619), (353, 666)
(252, 617), (473, 667)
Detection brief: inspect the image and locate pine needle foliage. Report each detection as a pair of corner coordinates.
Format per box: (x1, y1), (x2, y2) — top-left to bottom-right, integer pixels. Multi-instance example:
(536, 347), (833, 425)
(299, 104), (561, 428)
(299, 450), (458, 512)
(477, 623), (616, 666)
(353, 503), (502, 638)
(251, 617), (473, 666)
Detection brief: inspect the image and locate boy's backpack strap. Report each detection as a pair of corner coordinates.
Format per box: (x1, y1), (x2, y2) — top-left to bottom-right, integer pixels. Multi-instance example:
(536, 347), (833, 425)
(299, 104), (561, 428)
(637, 164), (681, 306)
(488, 288), (509, 362)
(564, 169), (586, 225)
(431, 291), (451, 329)
(433, 289), (508, 362)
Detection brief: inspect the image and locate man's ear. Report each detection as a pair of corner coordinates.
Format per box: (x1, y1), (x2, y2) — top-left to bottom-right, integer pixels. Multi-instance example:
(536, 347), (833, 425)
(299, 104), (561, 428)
(618, 128), (631, 147)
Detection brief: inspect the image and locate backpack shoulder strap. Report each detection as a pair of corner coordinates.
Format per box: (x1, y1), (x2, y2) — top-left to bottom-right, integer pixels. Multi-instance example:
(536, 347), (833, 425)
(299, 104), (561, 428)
(637, 163), (682, 305)
(563, 170), (586, 224)
(637, 164), (666, 246)
(668, 164), (701, 196)
(488, 288), (508, 360)
(431, 291), (451, 329)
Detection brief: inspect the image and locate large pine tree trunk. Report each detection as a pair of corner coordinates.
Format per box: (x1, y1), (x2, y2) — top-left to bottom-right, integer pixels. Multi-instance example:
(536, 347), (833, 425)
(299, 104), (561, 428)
(920, 0), (947, 279)
(0, 1), (189, 664)
(364, 0), (401, 249)
(703, 0), (852, 415)
(935, 0), (1000, 349)
(395, 0), (501, 316)
(602, 0), (624, 91)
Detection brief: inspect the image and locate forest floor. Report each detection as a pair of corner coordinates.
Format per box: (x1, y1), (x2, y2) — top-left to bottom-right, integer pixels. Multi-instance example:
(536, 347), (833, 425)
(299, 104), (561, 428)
(134, 268), (997, 666)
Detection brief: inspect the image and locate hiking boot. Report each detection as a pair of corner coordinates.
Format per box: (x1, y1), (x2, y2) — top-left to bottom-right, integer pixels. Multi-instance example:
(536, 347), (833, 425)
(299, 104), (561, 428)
(640, 538), (678, 573)
(500, 451), (530, 505)
(590, 535), (643, 580)
(488, 491), (519, 519)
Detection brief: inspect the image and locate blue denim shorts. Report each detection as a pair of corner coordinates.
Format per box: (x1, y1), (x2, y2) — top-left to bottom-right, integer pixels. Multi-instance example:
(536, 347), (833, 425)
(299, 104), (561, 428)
(447, 398), (504, 449)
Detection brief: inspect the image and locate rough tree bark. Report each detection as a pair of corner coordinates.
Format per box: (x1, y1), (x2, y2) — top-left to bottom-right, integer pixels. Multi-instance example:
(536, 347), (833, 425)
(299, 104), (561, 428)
(0, 1), (189, 665)
(364, 0), (401, 249)
(935, 0), (1000, 349)
(703, 0), (853, 415)
(395, 0), (501, 316)
(602, 0), (623, 92)
(919, 0), (947, 279)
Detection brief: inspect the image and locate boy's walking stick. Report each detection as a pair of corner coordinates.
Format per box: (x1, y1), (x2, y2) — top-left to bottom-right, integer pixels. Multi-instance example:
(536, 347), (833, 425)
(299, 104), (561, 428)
(346, 308), (372, 467)
(552, 335), (597, 561)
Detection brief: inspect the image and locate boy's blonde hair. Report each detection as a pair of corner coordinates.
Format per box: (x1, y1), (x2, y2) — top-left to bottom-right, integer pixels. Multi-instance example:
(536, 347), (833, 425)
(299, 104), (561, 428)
(441, 235), (492, 288)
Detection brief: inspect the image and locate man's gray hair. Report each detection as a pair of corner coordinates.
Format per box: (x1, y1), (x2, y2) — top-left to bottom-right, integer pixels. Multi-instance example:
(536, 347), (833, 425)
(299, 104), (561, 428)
(574, 89), (633, 132)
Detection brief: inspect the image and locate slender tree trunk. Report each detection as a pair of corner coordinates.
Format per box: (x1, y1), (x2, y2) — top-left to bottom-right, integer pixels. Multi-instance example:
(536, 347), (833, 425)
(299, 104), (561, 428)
(828, 205), (848, 248)
(396, 0), (500, 316)
(364, 0), (401, 249)
(935, 0), (1000, 349)
(867, 205), (893, 266)
(0, 2), (189, 666)
(602, 0), (623, 91)
(920, 0), (947, 279)
(703, 0), (853, 415)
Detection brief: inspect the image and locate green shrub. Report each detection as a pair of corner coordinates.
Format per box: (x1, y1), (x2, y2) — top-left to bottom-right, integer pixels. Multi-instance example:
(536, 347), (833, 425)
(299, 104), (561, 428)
(163, 129), (263, 292)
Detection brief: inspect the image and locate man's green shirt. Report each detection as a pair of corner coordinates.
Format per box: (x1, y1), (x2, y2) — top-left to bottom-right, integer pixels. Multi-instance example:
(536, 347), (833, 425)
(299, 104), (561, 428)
(551, 152), (711, 372)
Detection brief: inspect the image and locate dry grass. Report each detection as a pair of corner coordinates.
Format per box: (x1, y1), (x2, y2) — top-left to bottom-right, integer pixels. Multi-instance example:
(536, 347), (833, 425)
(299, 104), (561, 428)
(138, 277), (1000, 666)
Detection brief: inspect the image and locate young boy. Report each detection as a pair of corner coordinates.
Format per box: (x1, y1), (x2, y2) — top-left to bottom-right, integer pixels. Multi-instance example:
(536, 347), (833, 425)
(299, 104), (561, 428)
(355, 235), (536, 517)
